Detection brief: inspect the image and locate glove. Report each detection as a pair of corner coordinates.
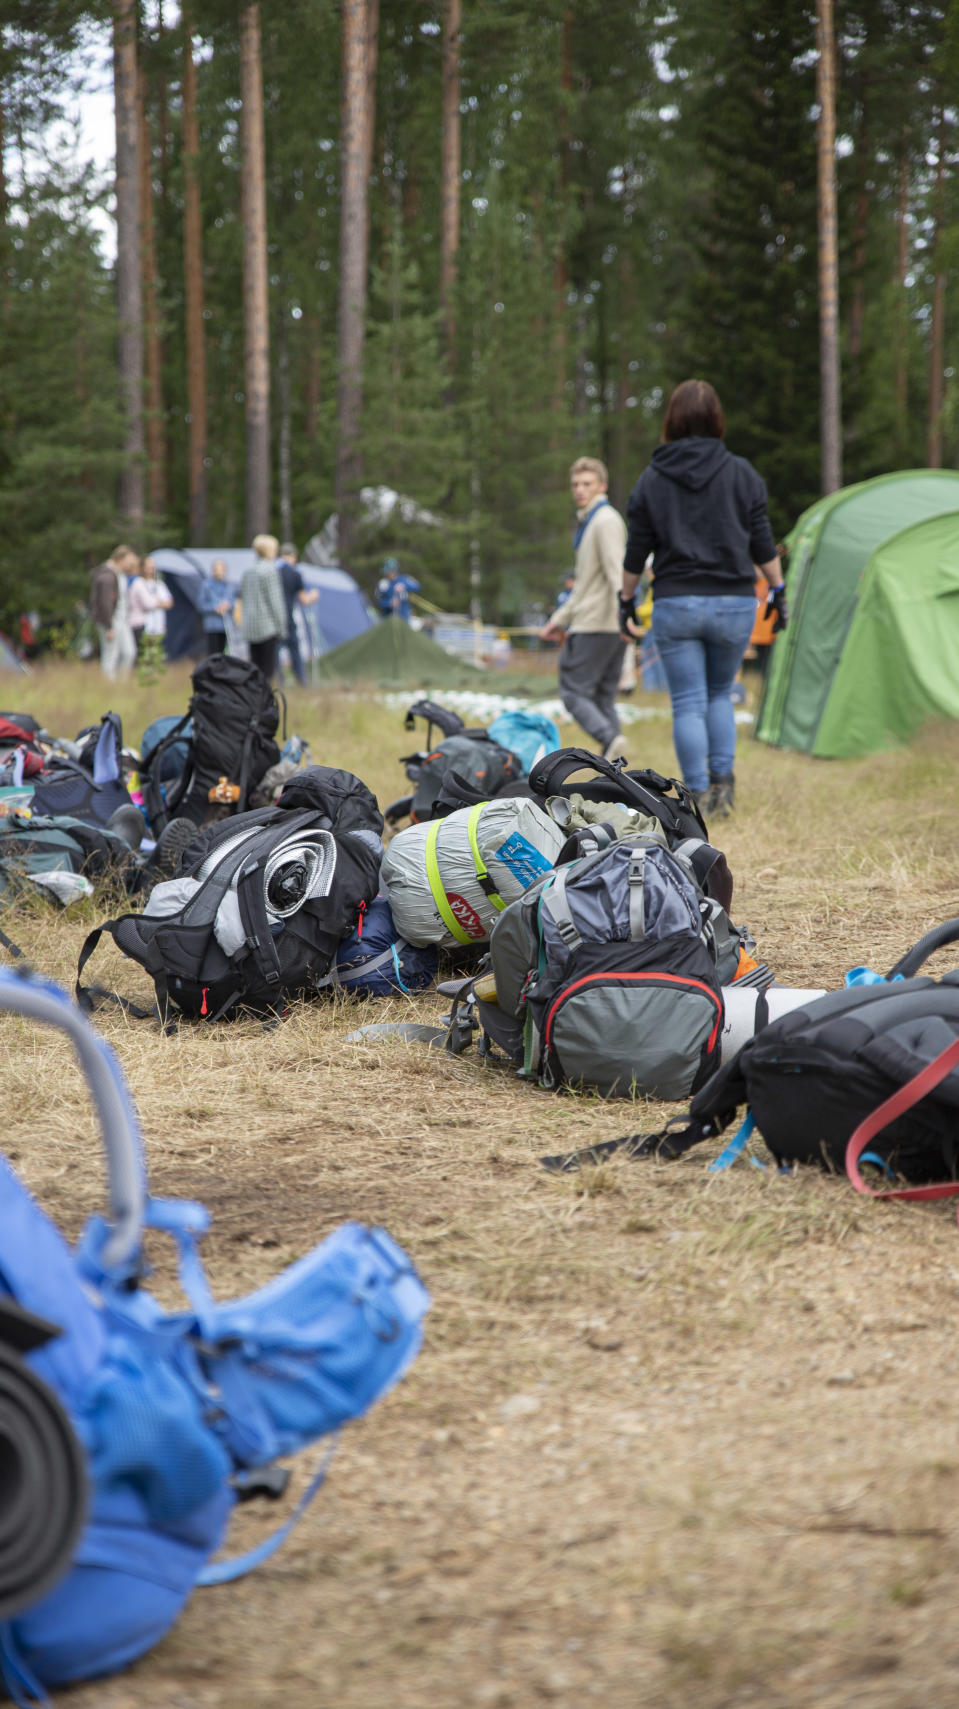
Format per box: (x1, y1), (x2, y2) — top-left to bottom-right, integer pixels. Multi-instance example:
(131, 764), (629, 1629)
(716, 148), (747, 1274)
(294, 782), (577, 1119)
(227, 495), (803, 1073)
(618, 592), (639, 638)
(765, 583), (789, 634)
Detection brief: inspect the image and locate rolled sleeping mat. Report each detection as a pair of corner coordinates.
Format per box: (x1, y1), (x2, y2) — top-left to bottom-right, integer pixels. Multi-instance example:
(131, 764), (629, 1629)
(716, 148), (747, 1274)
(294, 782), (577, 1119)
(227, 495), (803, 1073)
(0, 1306), (86, 1621)
(720, 984), (828, 1064)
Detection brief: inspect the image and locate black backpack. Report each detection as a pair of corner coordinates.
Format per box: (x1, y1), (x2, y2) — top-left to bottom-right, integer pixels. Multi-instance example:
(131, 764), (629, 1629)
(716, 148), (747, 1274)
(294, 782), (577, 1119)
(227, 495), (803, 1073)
(505, 748), (731, 911)
(545, 920), (959, 1204)
(142, 656), (282, 834)
(76, 803), (380, 1023)
(388, 700), (523, 825)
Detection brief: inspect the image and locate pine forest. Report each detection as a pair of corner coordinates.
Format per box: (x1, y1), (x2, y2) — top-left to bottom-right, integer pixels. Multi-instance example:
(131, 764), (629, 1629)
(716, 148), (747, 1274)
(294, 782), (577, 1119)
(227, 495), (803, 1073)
(0, 0), (956, 628)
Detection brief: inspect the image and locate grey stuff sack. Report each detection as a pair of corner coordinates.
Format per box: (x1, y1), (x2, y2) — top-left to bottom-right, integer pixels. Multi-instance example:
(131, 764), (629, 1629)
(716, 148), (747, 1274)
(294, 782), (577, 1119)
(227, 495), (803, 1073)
(481, 834), (751, 1100)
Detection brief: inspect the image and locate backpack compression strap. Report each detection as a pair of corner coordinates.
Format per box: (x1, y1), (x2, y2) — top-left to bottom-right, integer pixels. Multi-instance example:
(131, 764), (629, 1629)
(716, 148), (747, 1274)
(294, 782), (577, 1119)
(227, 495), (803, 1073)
(424, 805), (505, 944)
(465, 803), (506, 910)
(845, 1031), (959, 1216)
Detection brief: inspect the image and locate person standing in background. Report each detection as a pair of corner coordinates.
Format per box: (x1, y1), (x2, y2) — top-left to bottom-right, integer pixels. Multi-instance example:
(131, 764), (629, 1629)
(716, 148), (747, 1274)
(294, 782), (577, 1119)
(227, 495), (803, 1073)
(239, 534), (287, 680)
(620, 379), (787, 817)
(127, 555), (172, 655)
(276, 543), (319, 686)
(539, 458), (628, 762)
(375, 556), (420, 622)
(198, 559), (237, 655)
(89, 545), (137, 679)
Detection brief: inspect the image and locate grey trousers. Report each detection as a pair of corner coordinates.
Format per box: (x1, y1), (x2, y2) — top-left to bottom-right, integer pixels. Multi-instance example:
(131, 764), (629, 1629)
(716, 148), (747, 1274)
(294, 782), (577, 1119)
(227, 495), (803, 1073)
(558, 631), (627, 749)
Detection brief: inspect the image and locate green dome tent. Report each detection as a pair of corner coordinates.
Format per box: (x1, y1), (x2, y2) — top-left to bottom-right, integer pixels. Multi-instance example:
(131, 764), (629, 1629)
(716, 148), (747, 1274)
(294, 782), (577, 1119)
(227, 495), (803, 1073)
(756, 469), (959, 757)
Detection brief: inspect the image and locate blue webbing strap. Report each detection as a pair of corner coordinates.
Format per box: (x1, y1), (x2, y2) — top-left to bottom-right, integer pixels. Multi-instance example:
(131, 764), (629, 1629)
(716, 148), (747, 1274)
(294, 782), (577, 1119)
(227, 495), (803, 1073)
(0, 1625), (52, 1708)
(390, 944), (412, 995)
(707, 1111), (756, 1172)
(197, 1439), (338, 1587)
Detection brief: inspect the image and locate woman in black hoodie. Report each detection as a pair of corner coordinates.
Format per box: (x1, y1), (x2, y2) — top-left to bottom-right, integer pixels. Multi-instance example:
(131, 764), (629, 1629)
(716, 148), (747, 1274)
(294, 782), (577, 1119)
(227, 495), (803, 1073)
(619, 380), (787, 816)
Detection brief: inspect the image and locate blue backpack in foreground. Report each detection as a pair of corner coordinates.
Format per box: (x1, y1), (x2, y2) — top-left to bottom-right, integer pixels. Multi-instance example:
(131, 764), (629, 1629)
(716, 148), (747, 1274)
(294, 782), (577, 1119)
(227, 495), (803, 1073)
(0, 967), (429, 1703)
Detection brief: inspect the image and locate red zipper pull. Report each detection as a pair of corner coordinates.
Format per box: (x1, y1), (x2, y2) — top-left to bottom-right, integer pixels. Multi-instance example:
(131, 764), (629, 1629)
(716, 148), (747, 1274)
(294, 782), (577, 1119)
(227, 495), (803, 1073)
(200, 986), (209, 1016)
(356, 900), (366, 940)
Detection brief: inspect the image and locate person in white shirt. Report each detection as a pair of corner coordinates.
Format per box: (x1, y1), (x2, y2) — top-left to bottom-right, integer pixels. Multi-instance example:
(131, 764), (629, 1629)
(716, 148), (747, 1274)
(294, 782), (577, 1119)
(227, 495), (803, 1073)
(539, 457), (628, 761)
(127, 556), (172, 654)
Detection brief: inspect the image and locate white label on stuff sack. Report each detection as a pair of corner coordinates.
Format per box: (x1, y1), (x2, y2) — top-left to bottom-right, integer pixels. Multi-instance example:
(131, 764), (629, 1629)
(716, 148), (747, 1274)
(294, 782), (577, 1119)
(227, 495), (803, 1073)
(720, 984), (828, 1063)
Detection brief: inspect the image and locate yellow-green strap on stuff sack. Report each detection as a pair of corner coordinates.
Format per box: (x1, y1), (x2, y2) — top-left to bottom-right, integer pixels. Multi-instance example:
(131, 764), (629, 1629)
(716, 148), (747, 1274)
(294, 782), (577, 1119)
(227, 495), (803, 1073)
(465, 803), (507, 912)
(425, 819), (474, 945)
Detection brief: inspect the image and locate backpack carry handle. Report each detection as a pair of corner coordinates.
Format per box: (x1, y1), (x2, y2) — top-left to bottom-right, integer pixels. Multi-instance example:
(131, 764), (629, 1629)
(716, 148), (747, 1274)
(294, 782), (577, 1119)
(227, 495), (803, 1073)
(846, 1030), (959, 1216)
(526, 748), (705, 837)
(0, 968), (146, 1270)
(886, 917), (959, 981)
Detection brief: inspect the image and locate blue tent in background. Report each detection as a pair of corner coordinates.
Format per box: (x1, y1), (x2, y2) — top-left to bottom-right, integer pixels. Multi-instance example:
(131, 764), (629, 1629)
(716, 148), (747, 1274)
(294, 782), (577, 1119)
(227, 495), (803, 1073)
(150, 547), (376, 663)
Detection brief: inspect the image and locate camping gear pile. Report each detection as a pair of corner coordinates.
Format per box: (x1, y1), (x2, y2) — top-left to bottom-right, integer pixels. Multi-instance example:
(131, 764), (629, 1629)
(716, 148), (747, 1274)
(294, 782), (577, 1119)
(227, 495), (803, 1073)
(0, 964), (427, 1699)
(7, 678), (959, 1695)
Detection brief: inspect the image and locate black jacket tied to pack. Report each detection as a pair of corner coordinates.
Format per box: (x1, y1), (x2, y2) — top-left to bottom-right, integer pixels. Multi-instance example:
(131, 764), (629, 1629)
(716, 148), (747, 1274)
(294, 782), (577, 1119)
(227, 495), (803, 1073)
(141, 656), (282, 834)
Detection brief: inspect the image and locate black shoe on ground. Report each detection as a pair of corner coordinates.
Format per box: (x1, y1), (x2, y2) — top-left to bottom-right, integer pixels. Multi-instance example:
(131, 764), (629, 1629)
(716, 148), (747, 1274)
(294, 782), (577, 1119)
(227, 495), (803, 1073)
(708, 774), (735, 818)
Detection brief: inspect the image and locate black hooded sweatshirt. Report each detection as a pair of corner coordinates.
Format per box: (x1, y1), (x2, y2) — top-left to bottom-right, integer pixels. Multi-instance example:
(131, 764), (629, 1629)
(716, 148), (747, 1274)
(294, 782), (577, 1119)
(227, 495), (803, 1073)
(623, 437), (777, 598)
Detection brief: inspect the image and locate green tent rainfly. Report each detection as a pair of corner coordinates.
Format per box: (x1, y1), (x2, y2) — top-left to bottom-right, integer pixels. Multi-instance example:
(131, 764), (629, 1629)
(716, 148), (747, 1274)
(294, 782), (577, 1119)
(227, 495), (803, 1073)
(756, 469), (959, 758)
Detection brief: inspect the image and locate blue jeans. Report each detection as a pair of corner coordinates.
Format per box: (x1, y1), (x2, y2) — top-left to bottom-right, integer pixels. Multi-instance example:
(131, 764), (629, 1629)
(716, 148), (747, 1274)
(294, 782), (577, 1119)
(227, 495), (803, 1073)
(651, 596), (756, 792)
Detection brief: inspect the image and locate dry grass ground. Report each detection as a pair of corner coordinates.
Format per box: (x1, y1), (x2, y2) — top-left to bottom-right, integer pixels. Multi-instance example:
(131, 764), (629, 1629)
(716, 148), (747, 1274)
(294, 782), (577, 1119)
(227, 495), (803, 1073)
(4, 660), (959, 1708)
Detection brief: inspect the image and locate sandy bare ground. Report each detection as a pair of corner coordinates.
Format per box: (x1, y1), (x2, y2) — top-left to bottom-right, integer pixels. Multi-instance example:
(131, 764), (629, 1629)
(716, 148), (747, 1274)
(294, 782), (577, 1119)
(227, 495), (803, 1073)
(3, 669), (959, 1708)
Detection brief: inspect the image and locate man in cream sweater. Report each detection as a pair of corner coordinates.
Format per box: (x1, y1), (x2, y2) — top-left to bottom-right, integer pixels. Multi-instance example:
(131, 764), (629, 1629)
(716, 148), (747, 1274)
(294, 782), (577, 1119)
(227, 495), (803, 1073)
(540, 457), (628, 760)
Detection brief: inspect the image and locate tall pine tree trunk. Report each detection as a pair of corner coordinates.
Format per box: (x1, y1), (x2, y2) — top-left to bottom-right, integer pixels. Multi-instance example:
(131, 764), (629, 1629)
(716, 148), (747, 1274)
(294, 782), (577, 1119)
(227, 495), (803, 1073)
(928, 106), (946, 469)
(336, 0), (376, 571)
(182, 8), (207, 544)
(895, 153), (910, 451)
(240, 1), (271, 540)
(114, 0), (145, 533)
(440, 0), (461, 368)
(552, 8), (573, 422)
(847, 86), (870, 367)
(137, 51), (165, 521)
(816, 0), (841, 494)
(277, 309), (293, 543)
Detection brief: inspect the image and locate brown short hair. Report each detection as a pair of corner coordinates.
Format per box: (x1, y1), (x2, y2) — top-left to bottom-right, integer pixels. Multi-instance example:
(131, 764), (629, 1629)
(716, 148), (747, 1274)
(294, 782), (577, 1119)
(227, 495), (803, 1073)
(662, 380), (725, 442)
(569, 456), (609, 485)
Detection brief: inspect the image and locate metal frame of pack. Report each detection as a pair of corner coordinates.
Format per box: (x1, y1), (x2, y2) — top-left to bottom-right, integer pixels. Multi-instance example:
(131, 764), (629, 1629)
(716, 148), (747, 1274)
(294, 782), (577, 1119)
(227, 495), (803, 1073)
(76, 804), (381, 1023)
(0, 966), (429, 1700)
(479, 831), (757, 1100)
(545, 920), (959, 1196)
(141, 656), (283, 836)
(381, 799), (566, 950)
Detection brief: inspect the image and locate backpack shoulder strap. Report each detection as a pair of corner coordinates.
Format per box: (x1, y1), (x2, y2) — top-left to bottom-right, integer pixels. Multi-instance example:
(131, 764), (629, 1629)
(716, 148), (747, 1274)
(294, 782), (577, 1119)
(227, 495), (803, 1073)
(76, 920), (160, 1021)
(846, 1031), (959, 1211)
(140, 712), (192, 833)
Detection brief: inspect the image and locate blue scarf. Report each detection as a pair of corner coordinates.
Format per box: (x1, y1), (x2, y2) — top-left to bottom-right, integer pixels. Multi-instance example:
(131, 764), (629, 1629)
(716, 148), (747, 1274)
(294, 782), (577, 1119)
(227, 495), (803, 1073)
(573, 497), (608, 551)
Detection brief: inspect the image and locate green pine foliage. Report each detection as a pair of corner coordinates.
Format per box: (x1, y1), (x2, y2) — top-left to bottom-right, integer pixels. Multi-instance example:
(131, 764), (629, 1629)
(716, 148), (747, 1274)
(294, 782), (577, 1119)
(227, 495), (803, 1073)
(2, 0), (959, 626)
(0, 167), (125, 625)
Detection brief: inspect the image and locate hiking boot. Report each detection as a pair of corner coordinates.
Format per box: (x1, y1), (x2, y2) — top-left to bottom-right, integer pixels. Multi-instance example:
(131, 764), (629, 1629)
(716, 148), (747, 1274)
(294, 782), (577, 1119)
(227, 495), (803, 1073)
(147, 815), (199, 879)
(691, 787), (712, 822)
(603, 733), (629, 764)
(708, 774), (735, 818)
